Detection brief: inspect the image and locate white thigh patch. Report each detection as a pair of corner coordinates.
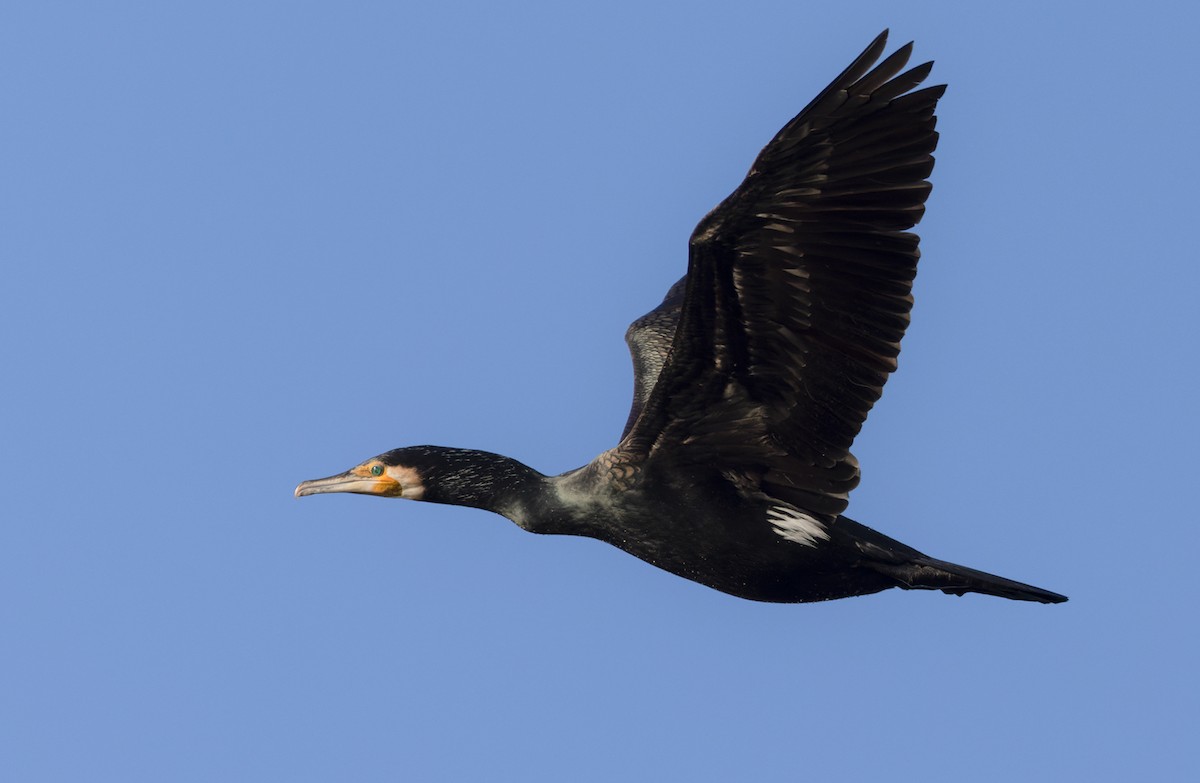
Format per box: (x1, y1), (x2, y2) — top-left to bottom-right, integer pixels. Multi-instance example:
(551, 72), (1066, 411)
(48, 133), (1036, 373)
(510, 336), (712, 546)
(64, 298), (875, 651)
(767, 506), (831, 547)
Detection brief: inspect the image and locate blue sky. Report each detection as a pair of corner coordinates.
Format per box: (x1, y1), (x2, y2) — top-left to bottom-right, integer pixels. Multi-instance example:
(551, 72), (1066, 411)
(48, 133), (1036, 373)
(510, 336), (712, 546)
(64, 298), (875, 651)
(3, 1), (1197, 780)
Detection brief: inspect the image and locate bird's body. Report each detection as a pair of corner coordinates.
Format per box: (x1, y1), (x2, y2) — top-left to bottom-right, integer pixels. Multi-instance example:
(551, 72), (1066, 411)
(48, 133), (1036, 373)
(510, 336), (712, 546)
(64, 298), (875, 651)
(297, 32), (1067, 605)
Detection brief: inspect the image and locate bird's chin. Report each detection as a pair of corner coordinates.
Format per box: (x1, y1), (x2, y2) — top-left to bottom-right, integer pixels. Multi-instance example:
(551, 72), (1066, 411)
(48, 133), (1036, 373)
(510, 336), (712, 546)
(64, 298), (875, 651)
(294, 473), (397, 498)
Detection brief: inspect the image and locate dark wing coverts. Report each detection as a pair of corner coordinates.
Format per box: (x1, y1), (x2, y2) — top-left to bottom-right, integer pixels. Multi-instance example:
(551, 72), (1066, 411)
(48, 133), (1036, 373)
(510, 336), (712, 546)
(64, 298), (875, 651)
(619, 31), (944, 517)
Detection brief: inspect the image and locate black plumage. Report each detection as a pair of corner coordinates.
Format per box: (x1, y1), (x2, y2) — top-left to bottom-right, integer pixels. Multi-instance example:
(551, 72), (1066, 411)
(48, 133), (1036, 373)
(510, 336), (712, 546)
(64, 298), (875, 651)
(296, 32), (1067, 605)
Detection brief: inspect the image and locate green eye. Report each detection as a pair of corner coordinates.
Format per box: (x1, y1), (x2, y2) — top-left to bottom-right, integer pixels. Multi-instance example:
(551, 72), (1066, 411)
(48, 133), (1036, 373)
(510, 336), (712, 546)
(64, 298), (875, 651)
(370, 464), (384, 477)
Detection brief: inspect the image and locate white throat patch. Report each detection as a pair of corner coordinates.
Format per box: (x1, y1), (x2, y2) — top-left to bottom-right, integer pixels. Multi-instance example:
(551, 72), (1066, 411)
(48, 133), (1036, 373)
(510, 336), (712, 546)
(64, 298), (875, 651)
(767, 506), (831, 547)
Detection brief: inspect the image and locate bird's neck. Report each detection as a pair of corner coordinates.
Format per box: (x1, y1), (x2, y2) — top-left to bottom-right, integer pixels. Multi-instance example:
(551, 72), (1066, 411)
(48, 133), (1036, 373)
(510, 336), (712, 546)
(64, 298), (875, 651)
(414, 447), (550, 529)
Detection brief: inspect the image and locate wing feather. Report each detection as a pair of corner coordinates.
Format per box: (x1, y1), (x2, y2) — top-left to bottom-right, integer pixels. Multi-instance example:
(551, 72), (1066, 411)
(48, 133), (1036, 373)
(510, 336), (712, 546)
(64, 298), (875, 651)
(618, 31), (944, 517)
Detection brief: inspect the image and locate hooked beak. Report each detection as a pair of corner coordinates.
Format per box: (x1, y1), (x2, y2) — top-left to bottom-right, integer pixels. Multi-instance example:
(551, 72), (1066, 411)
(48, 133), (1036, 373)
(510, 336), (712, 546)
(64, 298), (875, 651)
(294, 470), (400, 498)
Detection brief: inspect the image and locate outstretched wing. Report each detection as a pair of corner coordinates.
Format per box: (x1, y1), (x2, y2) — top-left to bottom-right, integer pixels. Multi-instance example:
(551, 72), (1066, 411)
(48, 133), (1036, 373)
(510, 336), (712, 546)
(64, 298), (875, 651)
(619, 31), (944, 517)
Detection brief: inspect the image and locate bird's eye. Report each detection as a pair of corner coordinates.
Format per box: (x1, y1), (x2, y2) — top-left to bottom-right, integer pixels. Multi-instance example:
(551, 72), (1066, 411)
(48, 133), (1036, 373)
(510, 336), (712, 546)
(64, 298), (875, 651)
(370, 464), (384, 477)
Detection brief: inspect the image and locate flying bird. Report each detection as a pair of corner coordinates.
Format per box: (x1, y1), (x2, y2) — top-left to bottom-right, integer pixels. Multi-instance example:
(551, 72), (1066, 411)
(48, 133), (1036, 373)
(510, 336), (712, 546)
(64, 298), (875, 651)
(296, 31), (1067, 604)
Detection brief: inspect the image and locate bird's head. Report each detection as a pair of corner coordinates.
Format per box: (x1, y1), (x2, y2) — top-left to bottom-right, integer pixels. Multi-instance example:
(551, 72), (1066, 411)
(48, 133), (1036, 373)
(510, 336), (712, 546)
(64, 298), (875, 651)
(295, 445), (545, 522)
(294, 451), (425, 500)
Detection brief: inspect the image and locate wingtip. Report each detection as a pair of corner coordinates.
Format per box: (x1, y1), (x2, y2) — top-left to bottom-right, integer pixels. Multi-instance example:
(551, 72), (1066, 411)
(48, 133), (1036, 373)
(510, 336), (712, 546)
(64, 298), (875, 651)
(864, 29), (890, 58)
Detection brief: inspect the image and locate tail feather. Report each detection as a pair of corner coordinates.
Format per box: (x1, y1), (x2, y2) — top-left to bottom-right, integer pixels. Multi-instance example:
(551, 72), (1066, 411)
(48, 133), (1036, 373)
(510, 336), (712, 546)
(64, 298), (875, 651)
(834, 516), (1068, 603)
(874, 555), (1068, 604)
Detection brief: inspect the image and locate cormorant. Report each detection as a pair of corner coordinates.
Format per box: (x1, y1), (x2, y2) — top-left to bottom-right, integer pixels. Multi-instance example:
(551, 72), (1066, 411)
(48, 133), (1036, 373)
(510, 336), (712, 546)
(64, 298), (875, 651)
(296, 31), (1067, 604)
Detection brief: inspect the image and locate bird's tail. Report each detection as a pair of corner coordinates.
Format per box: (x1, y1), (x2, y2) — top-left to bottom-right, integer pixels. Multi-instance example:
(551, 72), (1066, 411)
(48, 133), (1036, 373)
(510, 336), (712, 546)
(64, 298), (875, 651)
(870, 555), (1068, 604)
(834, 516), (1067, 603)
